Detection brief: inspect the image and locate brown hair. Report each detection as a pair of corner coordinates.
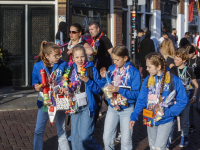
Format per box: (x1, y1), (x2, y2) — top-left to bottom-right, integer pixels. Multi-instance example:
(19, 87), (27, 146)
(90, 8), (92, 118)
(174, 48), (188, 61)
(160, 39), (175, 57)
(36, 41), (60, 66)
(112, 45), (135, 66)
(72, 44), (87, 58)
(185, 44), (195, 54)
(145, 52), (167, 103)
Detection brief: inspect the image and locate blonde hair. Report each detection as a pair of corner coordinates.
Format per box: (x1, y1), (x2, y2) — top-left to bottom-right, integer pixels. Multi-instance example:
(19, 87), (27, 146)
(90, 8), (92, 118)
(72, 44), (87, 58)
(145, 52), (167, 103)
(160, 39), (175, 57)
(174, 48), (188, 61)
(36, 41), (60, 66)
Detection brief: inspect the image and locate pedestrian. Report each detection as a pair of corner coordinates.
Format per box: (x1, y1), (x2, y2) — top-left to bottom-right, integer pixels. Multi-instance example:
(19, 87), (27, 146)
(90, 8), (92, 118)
(143, 27), (159, 52)
(185, 44), (200, 133)
(160, 39), (175, 69)
(168, 28), (178, 49)
(135, 29), (144, 68)
(179, 32), (190, 48)
(100, 45), (141, 150)
(61, 45), (102, 150)
(139, 30), (155, 79)
(88, 22), (113, 122)
(62, 23), (93, 63)
(32, 41), (70, 150)
(158, 32), (168, 46)
(56, 21), (69, 45)
(129, 52), (188, 150)
(169, 49), (198, 148)
(193, 31), (199, 45)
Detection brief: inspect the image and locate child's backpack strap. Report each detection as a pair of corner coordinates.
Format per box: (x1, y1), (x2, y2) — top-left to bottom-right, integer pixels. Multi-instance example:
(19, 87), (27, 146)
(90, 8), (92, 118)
(86, 67), (93, 80)
(169, 73), (174, 92)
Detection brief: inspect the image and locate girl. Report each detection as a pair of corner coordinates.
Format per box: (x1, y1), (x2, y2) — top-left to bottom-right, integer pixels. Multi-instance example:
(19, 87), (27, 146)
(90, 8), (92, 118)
(62, 23), (93, 63)
(129, 52), (188, 150)
(62, 45), (102, 150)
(160, 39), (175, 69)
(185, 44), (200, 133)
(100, 45), (141, 150)
(32, 41), (70, 150)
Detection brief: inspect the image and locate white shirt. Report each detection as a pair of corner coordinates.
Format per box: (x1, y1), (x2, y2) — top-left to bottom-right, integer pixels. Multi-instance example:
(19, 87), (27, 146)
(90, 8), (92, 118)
(158, 37), (164, 46)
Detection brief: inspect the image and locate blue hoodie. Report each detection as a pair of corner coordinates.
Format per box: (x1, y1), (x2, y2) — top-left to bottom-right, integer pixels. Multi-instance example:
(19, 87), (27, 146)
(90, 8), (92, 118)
(100, 61), (141, 109)
(130, 73), (188, 126)
(71, 61), (102, 116)
(32, 60), (67, 108)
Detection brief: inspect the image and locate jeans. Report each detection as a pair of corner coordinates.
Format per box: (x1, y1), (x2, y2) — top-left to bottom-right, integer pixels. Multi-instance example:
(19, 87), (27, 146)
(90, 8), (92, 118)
(190, 80), (200, 126)
(147, 121), (174, 150)
(33, 106), (70, 150)
(103, 106), (134, 150)
(71, 105), (102, 150)
(169, 101), (190, 141)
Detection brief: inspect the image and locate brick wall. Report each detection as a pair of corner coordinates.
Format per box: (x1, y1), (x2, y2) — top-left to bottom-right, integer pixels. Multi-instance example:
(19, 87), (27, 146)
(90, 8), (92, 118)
(58, 0), (66, 16)
(153, 0), (161, 10)
(114, 0), (123, 46)
(179, 0), (184, 14)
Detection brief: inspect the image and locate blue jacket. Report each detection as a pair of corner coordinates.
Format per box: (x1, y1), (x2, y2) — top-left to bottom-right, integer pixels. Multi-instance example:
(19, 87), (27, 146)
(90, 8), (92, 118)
(131, 73), (188, 126)
(101, 61), (141, 109)
(72, 61), (101, 116)
(32, 60), (67, 108)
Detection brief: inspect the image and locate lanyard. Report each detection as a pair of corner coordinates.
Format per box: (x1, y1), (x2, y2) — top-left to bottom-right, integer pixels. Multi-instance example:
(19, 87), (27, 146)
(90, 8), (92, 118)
(178, 67), (187, 79)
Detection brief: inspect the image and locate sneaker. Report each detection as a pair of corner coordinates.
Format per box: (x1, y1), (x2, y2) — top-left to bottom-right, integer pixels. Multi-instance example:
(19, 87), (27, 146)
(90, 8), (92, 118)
(115, 133), (121, 143)
(189, 125), (196, 133)
(179, 136), (189, 147)
(166, 139), (171, 150)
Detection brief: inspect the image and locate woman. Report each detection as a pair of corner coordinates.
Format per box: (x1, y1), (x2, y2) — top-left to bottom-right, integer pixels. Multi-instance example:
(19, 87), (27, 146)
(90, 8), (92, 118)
(160, 39), (175, 69)
(62, 23), (93, 63)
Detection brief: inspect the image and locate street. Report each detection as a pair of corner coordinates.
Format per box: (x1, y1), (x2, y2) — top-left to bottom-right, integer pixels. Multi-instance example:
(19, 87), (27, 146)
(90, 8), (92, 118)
(0, 88), (200, 150)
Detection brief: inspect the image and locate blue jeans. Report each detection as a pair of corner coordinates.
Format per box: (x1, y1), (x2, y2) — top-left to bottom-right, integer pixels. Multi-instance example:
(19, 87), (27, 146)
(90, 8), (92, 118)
(103, 106), (134, 150)
(71, 105), (102, 150)
(147, 121), (174, 150)
(33, 106), (70, 150)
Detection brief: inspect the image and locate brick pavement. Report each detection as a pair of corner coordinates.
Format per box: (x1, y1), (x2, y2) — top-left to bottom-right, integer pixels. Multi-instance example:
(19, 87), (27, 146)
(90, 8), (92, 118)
(0, 102), (200, 150)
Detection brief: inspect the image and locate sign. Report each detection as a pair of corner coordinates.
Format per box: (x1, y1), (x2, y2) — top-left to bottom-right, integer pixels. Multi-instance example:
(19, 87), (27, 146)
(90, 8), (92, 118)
(138, 0), (146, 5)
(127, 0), (146, 6)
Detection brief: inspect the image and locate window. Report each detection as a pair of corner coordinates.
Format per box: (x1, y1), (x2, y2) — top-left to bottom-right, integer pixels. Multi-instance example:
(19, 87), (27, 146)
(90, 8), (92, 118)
(145, 0), (150, 12)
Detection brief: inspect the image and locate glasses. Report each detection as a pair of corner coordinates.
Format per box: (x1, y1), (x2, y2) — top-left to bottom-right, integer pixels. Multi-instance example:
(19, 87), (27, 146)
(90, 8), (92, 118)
(69, 31), (79, 34)
(54, 54), (62, 59)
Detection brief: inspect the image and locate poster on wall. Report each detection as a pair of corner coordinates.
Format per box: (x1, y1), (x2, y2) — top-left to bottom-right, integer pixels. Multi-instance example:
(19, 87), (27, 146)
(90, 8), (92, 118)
(59, 16), (66, 23)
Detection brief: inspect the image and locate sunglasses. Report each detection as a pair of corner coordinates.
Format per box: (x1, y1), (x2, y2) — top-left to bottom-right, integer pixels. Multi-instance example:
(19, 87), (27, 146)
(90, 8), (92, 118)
(69, 31), (79, 34)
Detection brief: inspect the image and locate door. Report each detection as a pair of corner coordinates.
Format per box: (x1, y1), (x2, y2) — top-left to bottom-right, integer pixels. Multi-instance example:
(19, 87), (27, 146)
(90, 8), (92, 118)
(28, 5), (55, 85)
(0, 5), (25, 86)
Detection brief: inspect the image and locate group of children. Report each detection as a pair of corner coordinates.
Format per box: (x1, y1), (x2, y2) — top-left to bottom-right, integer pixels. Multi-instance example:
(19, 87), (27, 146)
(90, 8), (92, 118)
(32, 39), (199, 150)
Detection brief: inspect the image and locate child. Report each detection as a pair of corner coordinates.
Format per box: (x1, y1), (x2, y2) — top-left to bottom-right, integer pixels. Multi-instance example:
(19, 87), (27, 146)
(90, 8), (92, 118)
(169, 48), (198, 147)
(129, 52), (188, 150)
(100, 45), (141, 150)
(185, 44), (200, 132)
(63, 44), (102, 150)
(32, 41), (70, 150)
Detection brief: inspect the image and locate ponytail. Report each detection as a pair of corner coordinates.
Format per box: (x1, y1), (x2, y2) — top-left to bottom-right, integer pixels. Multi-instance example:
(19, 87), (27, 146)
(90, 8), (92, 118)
(36, 40), (60, 66)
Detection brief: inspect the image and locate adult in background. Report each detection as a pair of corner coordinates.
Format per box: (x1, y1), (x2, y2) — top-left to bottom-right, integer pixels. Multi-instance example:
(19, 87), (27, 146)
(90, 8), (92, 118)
(179, 32), (190, 48)
(88, 22), (113, 122)
(62, 23), (93, 63)
(135, 29), (144, 68)
(143, 27), (159, 52)
(88, 22), (113, 72)
(158, 32), (168, 46)
(168, 28), (178, 49)
(139, 30), (155, 79)
(56, 22), (69, 44)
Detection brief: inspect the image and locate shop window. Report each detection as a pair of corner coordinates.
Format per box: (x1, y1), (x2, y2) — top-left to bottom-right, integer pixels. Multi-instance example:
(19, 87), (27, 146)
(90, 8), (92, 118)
(72, 0), (109, 9)
(164, 3), (170, 15)
(171, 4), (177, 16)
